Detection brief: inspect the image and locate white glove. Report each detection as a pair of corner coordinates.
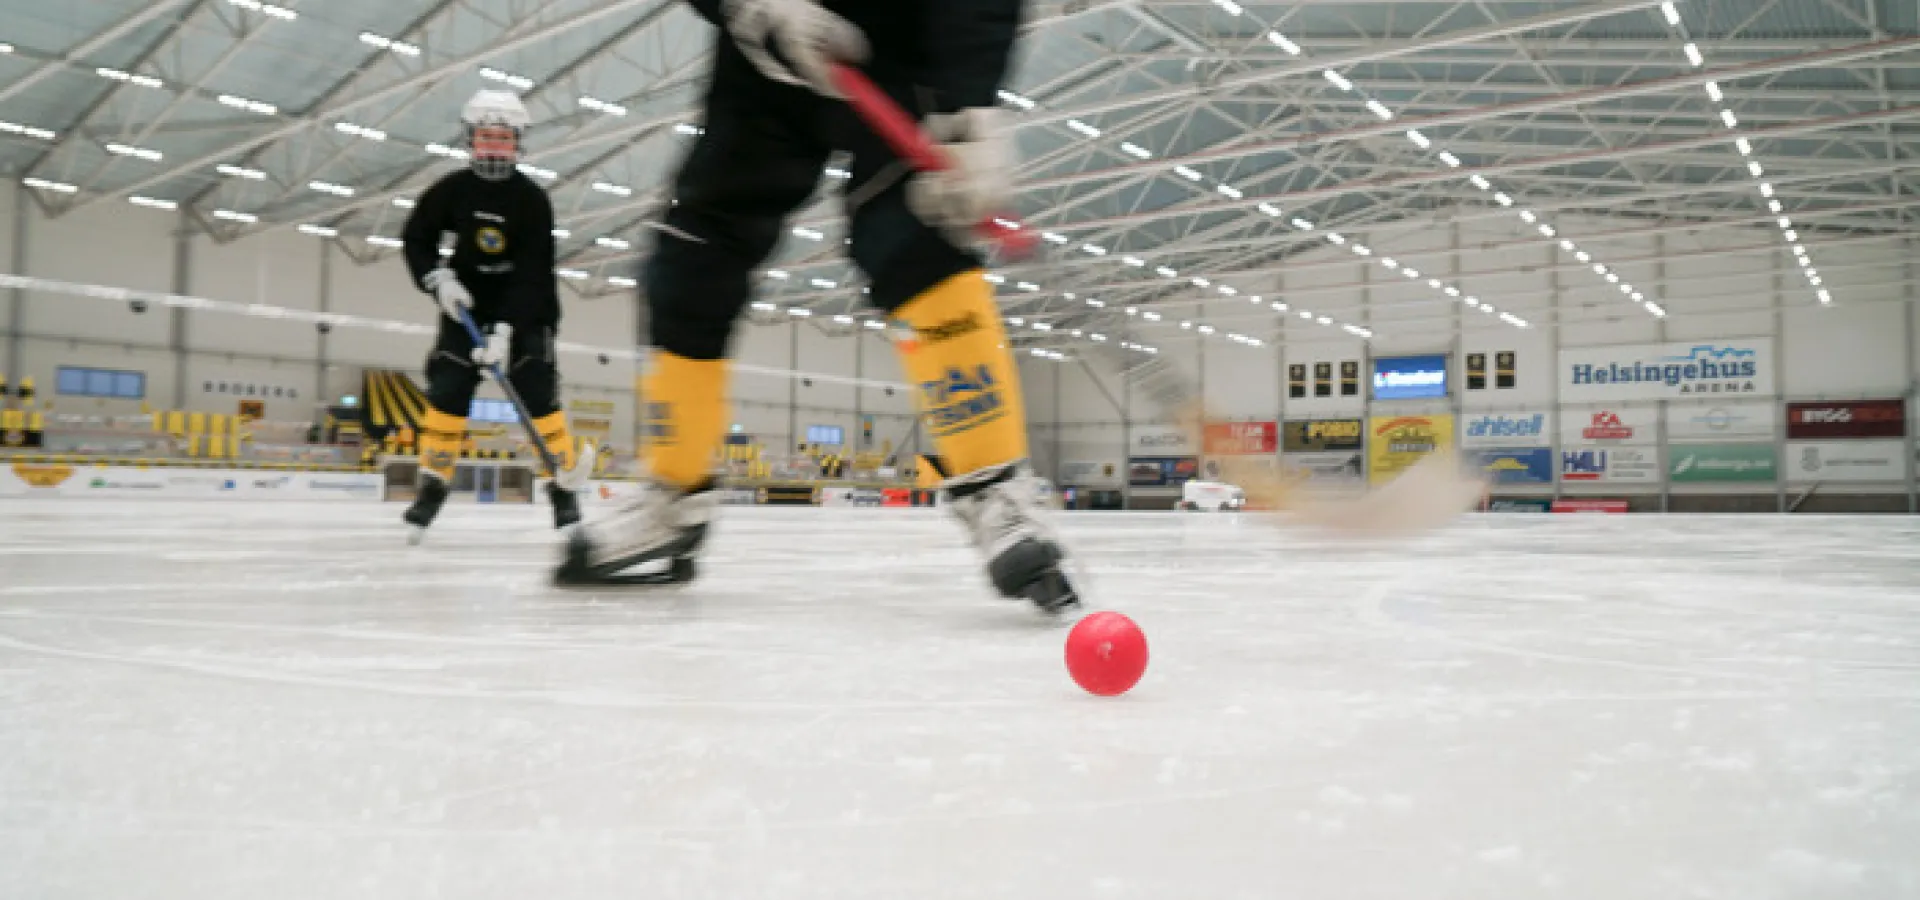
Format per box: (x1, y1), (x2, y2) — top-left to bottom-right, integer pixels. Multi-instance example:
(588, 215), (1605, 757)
(422, 269), (472, 323)
(722, 0), (868, 97)
(472, 323), (512, 369)
(905, 107), (1015, 247)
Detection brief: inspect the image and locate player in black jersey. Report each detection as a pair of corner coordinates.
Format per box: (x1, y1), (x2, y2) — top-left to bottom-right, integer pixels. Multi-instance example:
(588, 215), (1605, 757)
(557, 1), (1079, 614)
(399, 89), (585, 538)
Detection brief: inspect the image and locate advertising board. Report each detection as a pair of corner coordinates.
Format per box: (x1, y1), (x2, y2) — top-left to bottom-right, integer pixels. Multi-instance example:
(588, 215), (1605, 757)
(1372, 355), (1449, 400)
(1367, 414), (1453, 486)
(1784, 400), (1906, 440)
(1560, 339), (1773, 402)
(1783, 440), (1909, 483)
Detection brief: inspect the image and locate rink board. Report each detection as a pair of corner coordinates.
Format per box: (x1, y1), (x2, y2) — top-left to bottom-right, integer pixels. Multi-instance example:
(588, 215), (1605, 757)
(0, 462), (383, 501)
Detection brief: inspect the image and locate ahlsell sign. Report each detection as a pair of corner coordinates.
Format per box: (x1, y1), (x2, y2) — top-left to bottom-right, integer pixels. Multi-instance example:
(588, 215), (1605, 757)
(1784, 399), (1907, 440)
(1559, 339), (1773, 402)
(1460, 412), (1549, 448)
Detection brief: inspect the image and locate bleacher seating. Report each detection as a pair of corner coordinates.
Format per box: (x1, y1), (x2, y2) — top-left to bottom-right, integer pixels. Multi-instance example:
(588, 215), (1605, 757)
(4, 365), (921, 490)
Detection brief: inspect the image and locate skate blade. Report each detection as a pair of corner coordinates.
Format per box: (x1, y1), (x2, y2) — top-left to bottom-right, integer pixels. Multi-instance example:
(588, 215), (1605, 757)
(552, 532), (697, 588)
(1021, 568), (1083, 618)
(553, 556), (696, 588)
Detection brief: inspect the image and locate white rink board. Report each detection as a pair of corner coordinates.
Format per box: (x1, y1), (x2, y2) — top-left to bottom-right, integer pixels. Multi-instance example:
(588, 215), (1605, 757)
(1559, 445), (1662, 483)
(1559, 406), (1659, 445)
(1665, 401), (1777, 442)
(3, 500), (1919, 899)
(1783, 440), (1911, 482)
(0, 464), (382, 500)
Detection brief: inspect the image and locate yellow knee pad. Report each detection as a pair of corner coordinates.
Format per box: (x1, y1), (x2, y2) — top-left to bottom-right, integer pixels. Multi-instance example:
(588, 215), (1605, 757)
(418, 408), (467, 481)
(532, 411), (576, 476)
(890, 271), (1028, 475)
(641, 352), (730, 490)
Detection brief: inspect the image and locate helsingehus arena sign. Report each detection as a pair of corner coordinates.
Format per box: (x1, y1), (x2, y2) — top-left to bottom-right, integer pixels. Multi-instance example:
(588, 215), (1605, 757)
(1559, 339), (1773, 402)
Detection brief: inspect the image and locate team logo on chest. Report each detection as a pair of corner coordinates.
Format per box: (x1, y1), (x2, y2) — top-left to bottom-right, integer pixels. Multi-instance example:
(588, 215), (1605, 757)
(476, 226), (508, 255)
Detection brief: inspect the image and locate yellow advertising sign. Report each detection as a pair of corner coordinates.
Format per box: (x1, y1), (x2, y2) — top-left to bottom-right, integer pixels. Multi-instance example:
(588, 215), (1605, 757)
(569, 399), (616, 417)
(1367, 414), (1453, 485)
(11, 462), (76, 488)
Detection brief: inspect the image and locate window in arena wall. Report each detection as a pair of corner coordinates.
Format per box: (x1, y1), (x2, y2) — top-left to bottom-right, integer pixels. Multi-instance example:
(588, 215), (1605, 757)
(56, 366), (146, 400)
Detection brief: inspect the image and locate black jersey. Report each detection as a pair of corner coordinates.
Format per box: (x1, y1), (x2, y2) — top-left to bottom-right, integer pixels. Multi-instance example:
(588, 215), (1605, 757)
(682, 0), (1024, 112)
(402, 168), (561, 327)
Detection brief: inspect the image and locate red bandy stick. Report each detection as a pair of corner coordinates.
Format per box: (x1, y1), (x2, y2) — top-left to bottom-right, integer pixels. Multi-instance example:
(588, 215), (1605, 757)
(829, 63), (1038, 259)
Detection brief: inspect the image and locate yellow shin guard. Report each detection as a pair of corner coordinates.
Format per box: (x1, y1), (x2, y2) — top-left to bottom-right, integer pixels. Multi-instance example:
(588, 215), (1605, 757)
(891, 271), (1029, 475)
(419, 408), (467, 481)
(531, 411), (576, 476)
(641, 352), (729, 490)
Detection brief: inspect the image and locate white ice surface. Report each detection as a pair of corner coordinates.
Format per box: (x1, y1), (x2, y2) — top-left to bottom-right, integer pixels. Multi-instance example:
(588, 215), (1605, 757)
(3, 500), (1918, 899)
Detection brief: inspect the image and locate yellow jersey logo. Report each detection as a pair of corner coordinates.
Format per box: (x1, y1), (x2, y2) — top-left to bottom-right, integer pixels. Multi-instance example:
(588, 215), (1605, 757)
(476, 226), (507, 255)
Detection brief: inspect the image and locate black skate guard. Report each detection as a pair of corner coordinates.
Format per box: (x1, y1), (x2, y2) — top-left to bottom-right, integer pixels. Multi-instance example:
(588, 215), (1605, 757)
(551, 525), (705, 588)
(989, 538), (1082, 615)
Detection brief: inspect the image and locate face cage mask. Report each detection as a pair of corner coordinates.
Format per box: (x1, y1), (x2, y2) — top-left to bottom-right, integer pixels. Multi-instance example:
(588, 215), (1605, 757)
(467, 125), (521, 181)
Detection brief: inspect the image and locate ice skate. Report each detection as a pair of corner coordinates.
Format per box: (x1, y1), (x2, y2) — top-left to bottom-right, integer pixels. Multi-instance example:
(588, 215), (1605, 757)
(553, 478), (716, 586)
(942, 461), (1082, 616)
(546, 481), (582, 530)
(543, 440), (592, 530)
(402, 473), (450, 545)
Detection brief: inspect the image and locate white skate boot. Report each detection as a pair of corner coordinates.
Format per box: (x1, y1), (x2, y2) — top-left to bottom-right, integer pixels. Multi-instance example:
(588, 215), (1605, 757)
(942, 461), (1082, 615)
(553, 478), (716, 586)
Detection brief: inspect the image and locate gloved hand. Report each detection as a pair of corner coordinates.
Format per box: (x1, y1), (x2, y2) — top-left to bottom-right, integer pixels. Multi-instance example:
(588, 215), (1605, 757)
(722, 0), (868, 97)
(905, 107), (1015, 247)
(422, 269), (472, 323)
(472, 323), (513, 369)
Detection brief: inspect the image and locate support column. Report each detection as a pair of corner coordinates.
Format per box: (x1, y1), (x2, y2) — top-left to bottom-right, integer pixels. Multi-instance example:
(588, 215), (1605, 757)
(1197, 324), (1207, 413)
(4, 193), (26, 385)
(1772, 265), (1786, 514)
(787, 322), (799, 452)
(1051, 361), (1062, 487)
(1906, 238), (1916, 513)
(1274, 269), (1288, 472)
(315, 239), (331, 405)
(1436, 219), (1463, 490)
(1549, 245), (1564, 504)
(1121, 348), (1133, 511)
(853, 330), (864, 450)
(1656, 234), (1671, 514)
(171, 214), (192, 409)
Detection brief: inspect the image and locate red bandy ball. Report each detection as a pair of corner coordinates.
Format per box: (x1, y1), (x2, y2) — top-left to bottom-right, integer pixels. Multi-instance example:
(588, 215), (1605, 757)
(1065, 611), (1149, 696)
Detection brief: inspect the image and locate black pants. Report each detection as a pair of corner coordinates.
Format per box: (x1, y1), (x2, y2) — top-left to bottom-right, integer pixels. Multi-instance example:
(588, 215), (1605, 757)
(645, 43), (982, 361)
(423, 317), (561, 419)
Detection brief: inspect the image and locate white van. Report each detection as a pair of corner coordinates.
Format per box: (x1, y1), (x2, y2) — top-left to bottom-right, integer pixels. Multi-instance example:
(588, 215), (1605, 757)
(1179, 479), (1245, 511)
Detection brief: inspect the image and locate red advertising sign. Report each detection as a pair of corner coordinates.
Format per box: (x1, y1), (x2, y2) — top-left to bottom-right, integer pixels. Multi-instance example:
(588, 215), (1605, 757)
(1552, 499), (1629, 514)
(1581, 410), (1634, 440)
(1785, 399), (1906, 439)
(1203, 421), (1278, 455)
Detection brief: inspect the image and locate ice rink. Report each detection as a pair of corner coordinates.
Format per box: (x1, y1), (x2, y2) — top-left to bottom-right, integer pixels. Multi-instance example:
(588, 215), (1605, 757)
(3, 499), (1918, 899)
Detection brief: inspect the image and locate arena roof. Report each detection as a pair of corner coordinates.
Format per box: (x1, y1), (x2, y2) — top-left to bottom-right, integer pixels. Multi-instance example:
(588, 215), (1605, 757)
(2, 0), (1914, 354)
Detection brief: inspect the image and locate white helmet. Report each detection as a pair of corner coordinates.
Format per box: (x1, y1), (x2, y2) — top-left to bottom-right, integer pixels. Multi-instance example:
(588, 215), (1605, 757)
(462, 89), (530, 181)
